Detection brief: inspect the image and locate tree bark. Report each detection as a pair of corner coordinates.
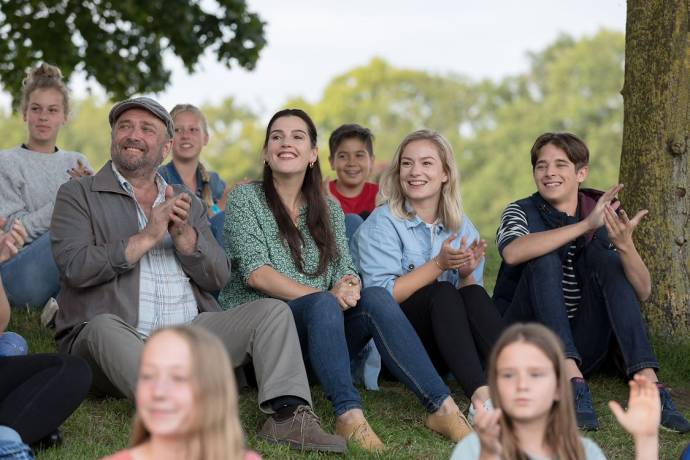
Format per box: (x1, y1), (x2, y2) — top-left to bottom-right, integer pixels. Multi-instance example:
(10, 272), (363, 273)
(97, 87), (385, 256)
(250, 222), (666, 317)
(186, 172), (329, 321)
(620, 0), (690, 334)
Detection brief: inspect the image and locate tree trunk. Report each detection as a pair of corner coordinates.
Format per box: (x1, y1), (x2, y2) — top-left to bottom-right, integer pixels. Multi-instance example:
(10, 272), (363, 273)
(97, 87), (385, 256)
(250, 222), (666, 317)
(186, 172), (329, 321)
(620, 0), (690, 334)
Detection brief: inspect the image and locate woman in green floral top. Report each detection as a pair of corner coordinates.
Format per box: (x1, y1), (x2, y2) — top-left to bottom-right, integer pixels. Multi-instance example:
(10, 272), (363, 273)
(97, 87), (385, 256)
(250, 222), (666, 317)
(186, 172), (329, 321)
(220, 109), (471, 451)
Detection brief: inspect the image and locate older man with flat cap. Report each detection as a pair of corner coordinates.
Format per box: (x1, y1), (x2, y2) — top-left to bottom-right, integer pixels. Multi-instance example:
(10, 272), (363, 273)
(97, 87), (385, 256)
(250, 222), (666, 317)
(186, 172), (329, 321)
(50, 97), (346, 453)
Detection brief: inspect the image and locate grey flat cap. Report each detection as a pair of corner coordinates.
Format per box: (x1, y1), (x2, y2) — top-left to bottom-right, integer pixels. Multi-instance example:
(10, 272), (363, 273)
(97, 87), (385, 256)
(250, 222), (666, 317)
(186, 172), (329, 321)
(108, 97), (175, 138)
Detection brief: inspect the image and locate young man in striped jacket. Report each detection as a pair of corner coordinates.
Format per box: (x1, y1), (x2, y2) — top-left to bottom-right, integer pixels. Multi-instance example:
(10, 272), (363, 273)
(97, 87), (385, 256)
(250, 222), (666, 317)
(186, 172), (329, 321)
(492, 132), (689, 433)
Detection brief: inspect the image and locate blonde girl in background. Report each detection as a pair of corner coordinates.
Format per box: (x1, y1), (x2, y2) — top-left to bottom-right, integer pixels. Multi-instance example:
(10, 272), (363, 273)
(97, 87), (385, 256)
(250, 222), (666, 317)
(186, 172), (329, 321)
(158, 104), (228, 246)
(0, 63), (91, 309)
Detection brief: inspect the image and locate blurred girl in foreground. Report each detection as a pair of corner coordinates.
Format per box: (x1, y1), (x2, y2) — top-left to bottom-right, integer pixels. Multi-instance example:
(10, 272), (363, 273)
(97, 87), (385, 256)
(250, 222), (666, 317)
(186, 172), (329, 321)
(103, 326), (260, 460)
(451, 323), (660, 460)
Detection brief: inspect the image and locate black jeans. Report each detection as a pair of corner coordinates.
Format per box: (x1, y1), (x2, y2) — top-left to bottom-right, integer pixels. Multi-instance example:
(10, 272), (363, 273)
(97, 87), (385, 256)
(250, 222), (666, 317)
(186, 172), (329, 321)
(400, 282), (505, 398)
(503, 239), (659, 376)
(0, 354), (91, 444)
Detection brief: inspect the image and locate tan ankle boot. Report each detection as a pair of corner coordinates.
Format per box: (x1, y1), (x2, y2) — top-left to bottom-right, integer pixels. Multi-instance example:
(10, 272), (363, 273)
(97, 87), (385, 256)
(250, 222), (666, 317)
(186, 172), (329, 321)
(335, 417), (384, 451)
(425, 409), (473, 442)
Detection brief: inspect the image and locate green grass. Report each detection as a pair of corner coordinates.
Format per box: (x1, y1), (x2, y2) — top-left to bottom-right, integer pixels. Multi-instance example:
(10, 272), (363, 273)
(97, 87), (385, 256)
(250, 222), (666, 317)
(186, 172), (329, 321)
(9, 308), (690, 460)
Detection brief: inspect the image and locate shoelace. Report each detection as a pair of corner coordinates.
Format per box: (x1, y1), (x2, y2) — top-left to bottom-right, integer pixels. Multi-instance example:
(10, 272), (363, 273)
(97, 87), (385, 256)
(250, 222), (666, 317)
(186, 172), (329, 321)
(293, 406), (321, 423)
(289, 405), (322, 442)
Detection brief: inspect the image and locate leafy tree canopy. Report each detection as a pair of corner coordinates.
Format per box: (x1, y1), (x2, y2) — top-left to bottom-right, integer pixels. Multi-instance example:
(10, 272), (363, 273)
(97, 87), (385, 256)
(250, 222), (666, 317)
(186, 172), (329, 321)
(0, 0), (266, 108)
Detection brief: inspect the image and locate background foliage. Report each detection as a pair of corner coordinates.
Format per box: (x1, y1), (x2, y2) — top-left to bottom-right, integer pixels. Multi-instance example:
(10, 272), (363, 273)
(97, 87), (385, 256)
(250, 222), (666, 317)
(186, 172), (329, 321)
(0, 0), (266, 108)
(0, 29), (624, 246)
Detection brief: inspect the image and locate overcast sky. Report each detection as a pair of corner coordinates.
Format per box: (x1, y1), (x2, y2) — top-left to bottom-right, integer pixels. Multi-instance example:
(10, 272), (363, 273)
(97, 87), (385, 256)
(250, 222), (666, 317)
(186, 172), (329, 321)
(0, 0), (626, 115)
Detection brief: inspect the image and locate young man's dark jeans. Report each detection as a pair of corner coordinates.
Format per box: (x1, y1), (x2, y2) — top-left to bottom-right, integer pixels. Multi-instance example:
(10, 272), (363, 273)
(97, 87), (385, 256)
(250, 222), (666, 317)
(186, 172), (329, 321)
(502, 237), (659, 376)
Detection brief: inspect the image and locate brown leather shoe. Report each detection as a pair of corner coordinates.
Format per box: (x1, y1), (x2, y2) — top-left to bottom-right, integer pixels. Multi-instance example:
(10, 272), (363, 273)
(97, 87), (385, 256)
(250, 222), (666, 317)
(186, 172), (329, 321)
(335, 417), (384, 451)
(258, 405), (347, 453)
(425, 409), (473, 442)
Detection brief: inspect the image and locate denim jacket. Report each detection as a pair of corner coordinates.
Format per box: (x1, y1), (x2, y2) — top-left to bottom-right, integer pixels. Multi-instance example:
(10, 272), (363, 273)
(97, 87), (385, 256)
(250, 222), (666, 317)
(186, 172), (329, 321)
(158, 162), (226, 211)
(350, 203), (484, 292)
(0, 426), (34, 460)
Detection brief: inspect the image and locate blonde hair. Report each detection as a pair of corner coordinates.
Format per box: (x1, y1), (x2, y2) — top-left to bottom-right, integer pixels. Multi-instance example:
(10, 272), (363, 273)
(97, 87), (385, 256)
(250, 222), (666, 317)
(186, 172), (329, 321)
(170, 104), (209, 136)
(20, 63), (69, 115)
(378, 129), (463, 232)
(170, 104), (214, 213)
(131, 326), (244, 460)
(488, 323), (585, 460)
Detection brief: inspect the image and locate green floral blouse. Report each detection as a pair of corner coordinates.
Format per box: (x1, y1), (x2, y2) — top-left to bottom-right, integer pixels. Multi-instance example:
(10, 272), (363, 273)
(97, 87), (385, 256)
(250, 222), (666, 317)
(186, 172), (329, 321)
(219, 182), (358, 309)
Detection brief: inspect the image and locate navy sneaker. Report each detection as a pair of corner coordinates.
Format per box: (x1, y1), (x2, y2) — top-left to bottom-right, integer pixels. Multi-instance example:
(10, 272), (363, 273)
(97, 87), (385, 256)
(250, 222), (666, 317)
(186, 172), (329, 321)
(571, 378), (599, 431)
(32, 429), (62, 450)
(658, 384), (690, 433)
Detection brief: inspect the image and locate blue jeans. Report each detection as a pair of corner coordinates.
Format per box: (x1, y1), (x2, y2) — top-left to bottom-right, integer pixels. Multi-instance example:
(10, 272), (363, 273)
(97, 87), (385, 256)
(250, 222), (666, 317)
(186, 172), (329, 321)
(288, 287), (450, 416)
(0, 426), (34, 460)
(350, 339), (381, 391)
(681, 443), (690, 460)
(344, 214), (364, 240)
(0, 333), (28, 357)
(503, 239), (659, 376)
(343, 212), (381, 389)
(0, 233), (59, 309)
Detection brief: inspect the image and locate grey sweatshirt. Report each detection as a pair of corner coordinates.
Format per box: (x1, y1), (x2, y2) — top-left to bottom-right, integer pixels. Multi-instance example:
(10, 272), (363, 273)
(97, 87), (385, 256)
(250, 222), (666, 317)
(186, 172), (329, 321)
(0, 145), (90, 242)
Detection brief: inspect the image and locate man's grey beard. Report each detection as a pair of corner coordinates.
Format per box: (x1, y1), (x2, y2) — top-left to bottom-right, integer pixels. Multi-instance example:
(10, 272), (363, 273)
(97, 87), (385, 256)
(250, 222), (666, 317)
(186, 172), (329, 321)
(111, 142), (165, 174)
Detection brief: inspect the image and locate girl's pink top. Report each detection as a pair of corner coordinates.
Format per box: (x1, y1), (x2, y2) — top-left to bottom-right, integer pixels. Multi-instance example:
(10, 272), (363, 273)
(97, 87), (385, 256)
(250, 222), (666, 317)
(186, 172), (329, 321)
(102, 449), (262, 460)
